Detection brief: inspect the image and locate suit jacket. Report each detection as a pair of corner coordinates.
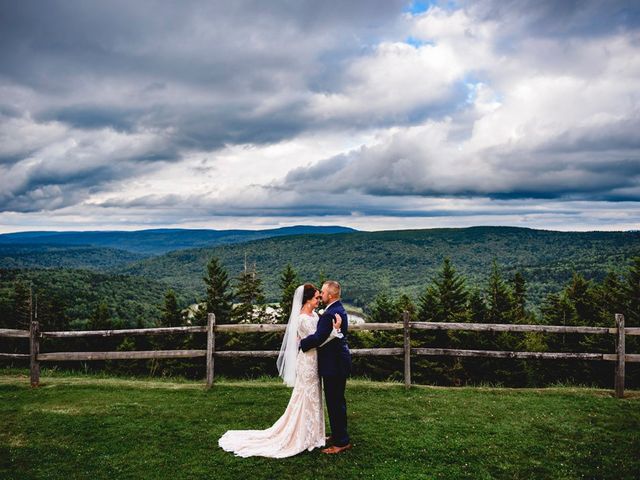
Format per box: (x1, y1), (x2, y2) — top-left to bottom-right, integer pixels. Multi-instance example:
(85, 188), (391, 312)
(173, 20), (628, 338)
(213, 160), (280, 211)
(300, 300), (351, 377)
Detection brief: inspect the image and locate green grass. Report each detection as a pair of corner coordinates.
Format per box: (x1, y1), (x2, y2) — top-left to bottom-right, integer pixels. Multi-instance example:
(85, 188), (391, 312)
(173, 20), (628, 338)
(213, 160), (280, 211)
(1, 371), (639, 480)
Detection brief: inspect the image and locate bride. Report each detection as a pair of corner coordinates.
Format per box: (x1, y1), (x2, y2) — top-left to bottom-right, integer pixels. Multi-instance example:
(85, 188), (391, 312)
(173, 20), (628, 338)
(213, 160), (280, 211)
(218, 283), (343, 458)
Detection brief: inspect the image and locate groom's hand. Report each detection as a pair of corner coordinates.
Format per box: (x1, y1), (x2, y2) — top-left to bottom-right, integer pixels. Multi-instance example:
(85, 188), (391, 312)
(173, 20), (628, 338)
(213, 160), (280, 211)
(333, 314), (343, 331)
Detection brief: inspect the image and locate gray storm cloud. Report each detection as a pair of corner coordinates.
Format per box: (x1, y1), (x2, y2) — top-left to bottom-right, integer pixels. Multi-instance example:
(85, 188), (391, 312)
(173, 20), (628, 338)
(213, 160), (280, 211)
(0, 0), (638, 230)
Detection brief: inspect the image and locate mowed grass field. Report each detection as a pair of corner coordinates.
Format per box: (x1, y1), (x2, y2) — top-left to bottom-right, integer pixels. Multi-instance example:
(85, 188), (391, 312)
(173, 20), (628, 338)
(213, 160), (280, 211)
(1, 370), (639, 480)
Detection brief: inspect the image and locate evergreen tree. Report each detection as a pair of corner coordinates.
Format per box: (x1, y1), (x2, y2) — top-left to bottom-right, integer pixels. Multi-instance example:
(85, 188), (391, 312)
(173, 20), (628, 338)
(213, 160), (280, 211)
(233, 262), (266, 323)
(485, 261), (514, 324)
(369, 292), (399, 323)
(542, 292), (576, 356)
(418, 258), (468, 323)
(512, 271), (527, 323)
(418, 284), (438, 322)
(278, 264), (298, 322)
(202, 256), (233, 325)
(12, 279), (32, 329)
(468, 289), (487, 324)
(396, 293), (417, 322)
(434, 258), (469, 323)
(160, 290), (183, 328)
(623, 257), (640, 388)
(485, 262), (519, 384)
(624, 257), (640, 326)
(150, 289), (184, 377)
(595, 271), (625, 325)
(565, 273), (597, 325)
(38, 294), (68, 331)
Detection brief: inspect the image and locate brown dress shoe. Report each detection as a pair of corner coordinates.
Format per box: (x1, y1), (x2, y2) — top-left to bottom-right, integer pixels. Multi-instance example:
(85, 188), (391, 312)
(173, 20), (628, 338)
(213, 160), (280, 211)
(321, 443), (352, 454)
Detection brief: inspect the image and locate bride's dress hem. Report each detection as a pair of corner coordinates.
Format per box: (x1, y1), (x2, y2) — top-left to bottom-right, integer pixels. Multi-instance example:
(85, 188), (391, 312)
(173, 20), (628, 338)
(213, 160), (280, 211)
(217, 312), (326, 459)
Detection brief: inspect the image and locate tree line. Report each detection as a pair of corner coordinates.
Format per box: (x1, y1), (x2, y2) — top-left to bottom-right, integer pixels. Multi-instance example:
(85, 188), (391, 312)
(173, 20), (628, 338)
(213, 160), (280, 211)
(1, 256), (638, 387)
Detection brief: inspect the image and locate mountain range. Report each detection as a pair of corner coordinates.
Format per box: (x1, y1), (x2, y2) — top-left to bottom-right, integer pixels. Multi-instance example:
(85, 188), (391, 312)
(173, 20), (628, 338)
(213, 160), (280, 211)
(0, 225), (356, 256)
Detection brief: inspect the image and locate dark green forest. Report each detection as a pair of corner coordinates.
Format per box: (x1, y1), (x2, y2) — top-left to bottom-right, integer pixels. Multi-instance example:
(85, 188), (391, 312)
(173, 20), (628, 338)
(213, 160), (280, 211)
(0, 244), (145, 270)
(119, 226), (640, 308)
(1, 226), (638, 388)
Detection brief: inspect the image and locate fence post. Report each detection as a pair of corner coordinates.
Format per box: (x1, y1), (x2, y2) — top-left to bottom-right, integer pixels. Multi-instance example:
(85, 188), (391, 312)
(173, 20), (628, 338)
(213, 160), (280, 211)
(403, 311), (411, 389)
(614, 313), (625, 398)
(206, 313), (216, 389)
(30, 320), (40, 387)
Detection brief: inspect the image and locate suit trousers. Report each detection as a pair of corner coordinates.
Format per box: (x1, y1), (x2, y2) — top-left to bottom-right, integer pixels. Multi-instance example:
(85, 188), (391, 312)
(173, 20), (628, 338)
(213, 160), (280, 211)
(322, 374), (349, 446)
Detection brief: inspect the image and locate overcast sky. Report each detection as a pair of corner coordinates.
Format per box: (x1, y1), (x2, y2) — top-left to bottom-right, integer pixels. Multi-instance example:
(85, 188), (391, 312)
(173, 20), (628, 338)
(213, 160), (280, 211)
(1, 0), (639, 233)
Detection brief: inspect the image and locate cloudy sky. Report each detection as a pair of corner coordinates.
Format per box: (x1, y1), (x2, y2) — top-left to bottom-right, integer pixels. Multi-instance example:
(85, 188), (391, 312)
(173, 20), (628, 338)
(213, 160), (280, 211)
(1, 0), (639, 233)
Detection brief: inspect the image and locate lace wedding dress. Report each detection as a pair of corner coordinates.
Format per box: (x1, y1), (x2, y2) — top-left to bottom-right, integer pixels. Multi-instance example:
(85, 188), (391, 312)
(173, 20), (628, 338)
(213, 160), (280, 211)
(218, 312), (330, 458)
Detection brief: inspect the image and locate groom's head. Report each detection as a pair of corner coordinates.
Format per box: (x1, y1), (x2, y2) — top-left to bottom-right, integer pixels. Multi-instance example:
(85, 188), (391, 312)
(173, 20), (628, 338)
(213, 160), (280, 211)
(321, 281), (341, 305)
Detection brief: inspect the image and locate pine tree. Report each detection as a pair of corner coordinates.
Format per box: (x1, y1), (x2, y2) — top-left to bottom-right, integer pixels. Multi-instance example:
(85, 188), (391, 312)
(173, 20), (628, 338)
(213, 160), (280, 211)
(160, 290), (183, 328)
(12, 279), (32, 329)
(622, 258), (640, 388)
(512, 271), (527, 323)
(201, 256), (233, 325)
(624, 257), (640, 326)
(38, 294), (68, 331)
(151, 289), (184, 377)
(418, 258), (468, 354)
(433, 258), (468, 323)
(418, 284), (438, 322)
(468, 289), (487, 324)
(233, 262), (266, 323)
(542, 292), (576, 356)
(396, 293), (417, 321)
(595, 271), (625, 325)
(565, 273), (596, 325)
(418, 259), (468, 323)
(278, 264), (298, 322)
(369, 292), (399, 323)
(485, 261), (514, 324)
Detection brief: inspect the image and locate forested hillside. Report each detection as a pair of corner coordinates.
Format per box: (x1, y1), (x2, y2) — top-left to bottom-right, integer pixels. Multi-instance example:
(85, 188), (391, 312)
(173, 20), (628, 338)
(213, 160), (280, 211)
(0, 269), (170, 331)
(119, 227), (640, 308)
(0, 226), (355, 255)
(0, 245), (145, 270)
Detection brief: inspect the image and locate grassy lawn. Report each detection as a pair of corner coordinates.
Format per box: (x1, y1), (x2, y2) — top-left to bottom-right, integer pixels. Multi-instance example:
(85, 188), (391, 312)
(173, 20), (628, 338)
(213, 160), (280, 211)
(1, 370), (639, 480)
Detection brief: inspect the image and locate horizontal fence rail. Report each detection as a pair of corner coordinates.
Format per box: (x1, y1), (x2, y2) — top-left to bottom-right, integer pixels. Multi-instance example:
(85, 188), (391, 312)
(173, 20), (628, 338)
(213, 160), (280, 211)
(0, 329), (30, 338)
(0, 313), (635, 397)
(36, 350), (208, 361)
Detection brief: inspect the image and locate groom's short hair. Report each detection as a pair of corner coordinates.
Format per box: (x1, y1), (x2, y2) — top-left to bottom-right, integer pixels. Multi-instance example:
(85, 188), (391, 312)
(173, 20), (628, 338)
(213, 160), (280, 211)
(323, 280), (341, 298)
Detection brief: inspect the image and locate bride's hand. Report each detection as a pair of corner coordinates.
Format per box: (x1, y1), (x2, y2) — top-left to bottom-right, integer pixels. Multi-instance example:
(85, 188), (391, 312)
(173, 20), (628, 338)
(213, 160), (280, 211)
(333, 313), (342, 331)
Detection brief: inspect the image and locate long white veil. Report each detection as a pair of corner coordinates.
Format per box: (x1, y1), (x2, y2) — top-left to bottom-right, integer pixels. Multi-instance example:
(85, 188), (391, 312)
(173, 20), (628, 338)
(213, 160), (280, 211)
(276, 285), (304, 387)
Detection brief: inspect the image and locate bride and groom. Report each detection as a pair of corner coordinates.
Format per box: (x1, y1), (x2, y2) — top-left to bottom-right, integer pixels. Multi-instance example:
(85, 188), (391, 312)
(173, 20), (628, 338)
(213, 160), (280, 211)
(218, 280), (352, 458)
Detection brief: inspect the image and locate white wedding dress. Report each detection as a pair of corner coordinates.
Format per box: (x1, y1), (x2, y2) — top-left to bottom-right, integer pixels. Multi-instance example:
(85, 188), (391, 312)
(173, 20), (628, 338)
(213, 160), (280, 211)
(219, 312), (335, 458)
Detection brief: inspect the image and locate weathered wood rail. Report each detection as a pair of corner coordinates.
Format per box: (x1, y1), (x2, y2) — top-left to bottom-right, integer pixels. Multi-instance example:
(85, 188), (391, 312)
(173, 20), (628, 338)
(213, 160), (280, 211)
(1, 313), (637, 397)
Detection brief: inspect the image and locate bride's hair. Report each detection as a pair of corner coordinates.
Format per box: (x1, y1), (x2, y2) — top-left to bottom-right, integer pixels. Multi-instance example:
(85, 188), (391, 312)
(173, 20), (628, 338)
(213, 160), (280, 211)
(302, 283), (318, 305)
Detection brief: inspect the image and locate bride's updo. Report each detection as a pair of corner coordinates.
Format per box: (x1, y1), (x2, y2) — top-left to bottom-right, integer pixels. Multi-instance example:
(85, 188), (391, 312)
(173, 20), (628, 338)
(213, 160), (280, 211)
(302, 283), (318, 304)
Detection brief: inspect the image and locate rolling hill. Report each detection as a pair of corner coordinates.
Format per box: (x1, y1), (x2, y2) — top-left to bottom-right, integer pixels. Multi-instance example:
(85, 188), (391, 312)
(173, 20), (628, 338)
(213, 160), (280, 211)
(0, 244), (146, 270)
(117, 226), (640, 308)
(0, 225), (356, 255)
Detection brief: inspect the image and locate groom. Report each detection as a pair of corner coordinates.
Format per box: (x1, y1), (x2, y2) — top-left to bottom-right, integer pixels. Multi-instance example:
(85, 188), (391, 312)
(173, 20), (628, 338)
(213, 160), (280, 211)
(300, 280), (352, 454)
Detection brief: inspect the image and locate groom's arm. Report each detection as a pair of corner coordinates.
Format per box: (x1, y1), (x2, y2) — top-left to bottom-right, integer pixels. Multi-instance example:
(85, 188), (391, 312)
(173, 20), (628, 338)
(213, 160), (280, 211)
(299, 314), (333, 352)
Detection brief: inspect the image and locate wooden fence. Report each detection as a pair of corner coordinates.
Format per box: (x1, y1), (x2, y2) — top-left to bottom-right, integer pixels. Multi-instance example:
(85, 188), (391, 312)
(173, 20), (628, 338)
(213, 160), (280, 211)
(1, 313), (638, 397)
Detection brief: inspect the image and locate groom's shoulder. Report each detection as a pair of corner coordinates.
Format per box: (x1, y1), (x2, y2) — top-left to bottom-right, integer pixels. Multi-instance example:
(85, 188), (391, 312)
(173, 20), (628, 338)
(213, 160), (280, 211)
(329, 301), (347, 316)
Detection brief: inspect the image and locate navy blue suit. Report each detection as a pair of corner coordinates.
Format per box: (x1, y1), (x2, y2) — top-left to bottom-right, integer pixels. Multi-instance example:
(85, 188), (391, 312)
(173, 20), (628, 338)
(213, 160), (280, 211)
(300, 300), (351, 447)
